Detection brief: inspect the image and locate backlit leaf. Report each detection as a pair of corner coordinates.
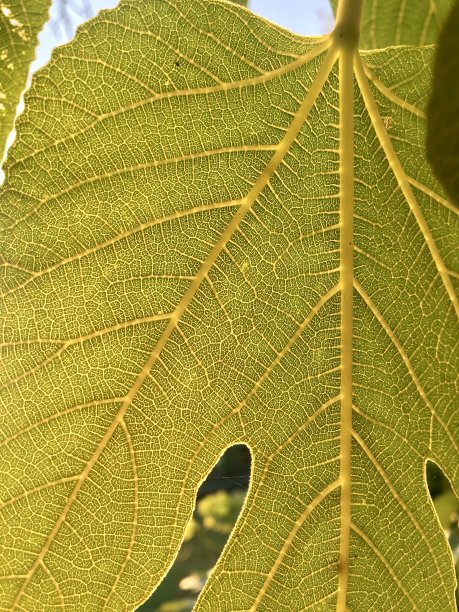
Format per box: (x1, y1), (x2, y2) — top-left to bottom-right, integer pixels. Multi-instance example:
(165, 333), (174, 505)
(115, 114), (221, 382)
(1, 0), (458, 610)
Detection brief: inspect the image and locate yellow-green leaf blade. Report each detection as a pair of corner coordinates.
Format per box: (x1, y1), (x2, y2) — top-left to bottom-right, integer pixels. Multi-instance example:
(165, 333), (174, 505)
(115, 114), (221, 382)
(0, 1), (458, 610)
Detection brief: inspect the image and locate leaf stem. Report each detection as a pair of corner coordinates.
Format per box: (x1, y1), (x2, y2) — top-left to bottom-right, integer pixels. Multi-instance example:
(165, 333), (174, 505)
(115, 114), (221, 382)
(333, 0), (364, 47)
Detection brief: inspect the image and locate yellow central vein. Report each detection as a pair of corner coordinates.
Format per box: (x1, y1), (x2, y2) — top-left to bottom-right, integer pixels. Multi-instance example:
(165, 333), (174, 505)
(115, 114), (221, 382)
(355, 55), (459, 319)
(336, 43), (355, 612)
(10, 44), (338, 609)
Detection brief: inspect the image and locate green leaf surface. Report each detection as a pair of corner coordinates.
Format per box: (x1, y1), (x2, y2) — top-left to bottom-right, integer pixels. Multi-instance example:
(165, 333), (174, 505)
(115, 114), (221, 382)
(427, 1), (459, 206)
(330, 0), (454, 47)
(0, 0), (51, 158)
(1, 0), (458, 610)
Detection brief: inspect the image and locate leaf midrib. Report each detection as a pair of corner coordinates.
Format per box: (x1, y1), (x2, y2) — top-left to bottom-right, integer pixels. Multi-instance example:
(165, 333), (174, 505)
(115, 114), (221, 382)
(336, 43), (354, 610)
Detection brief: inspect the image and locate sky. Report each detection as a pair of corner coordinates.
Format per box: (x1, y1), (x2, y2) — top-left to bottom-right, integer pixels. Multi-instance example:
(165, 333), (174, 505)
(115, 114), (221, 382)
(250, 0), (333, 35)
(33, 0), (334, 72)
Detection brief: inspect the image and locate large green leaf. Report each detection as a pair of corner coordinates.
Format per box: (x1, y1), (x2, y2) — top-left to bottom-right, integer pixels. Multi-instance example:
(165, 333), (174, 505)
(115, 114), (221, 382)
(0, 0), (51, 158)
(1, 0), (458, 609)
(427, 1), (459, 206)
(330, 0), (454, 47)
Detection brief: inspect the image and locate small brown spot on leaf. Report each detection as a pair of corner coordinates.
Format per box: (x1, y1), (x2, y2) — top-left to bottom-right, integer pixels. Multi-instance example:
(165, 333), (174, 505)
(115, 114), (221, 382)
(382, 116), (393, 130)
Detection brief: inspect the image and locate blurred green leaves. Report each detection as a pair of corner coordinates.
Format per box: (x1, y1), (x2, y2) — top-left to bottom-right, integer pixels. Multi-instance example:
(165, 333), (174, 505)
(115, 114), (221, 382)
(427, 1), (459, 206)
